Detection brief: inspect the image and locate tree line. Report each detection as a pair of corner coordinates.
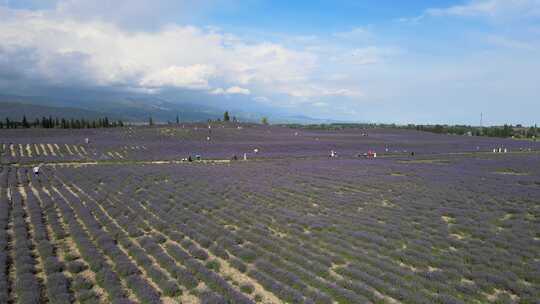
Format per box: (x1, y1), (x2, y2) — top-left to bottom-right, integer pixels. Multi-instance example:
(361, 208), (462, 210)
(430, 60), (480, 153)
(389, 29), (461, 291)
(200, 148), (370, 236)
(145, 111), (270, 126)
(0, 116), (124, 129)
(222, 111), (268, 125)
(413, 124), (537, 139)
(285, 123), (537, 139)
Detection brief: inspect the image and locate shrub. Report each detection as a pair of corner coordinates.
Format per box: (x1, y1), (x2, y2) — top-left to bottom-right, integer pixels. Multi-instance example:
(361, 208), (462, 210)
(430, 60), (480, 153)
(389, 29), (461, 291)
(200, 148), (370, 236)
(145, 265), (168, 285)
(188, 244), (209, 261)
(161, 280), (182, 297)
(206, 260), (221, 272)
(67, 260), (87, 274)
(95, 269), (126, 300)
(115, 261), (140, 278)
(200, 291), (228, 304)
(47, 272), (72, 304)
(165, 243), (190, 263)
(37, 241), (55, 258)
(72, 275), (94, 291)
(240, 283), (254, 294)
(209, 244), (229, 260)
(230, 258), (247, 273)
(15, 272), (41, 303)
(44, 256), (64, 273)
(237, 248), (257, 263)
(152, 233), (167, 244)
(171, 267), (198, 289)
(78, 289), (100, 304)
(64, 251), (80, 262)
(125, 275), (161, 304)
(181, 239), (194, 249)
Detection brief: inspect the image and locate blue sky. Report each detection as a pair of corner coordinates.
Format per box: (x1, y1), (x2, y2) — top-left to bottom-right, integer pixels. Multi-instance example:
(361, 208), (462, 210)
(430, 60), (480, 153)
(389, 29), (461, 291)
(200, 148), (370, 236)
(1, 0), (539, 125)
(200, 1), (459, 32)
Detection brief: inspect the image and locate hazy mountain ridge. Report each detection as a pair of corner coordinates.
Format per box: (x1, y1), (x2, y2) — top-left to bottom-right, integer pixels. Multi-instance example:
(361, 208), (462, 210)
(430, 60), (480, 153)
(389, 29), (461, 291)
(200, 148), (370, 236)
(0, 101), (119, 121)
(0, 94), (332, 123)
(0, 94), (229, 122)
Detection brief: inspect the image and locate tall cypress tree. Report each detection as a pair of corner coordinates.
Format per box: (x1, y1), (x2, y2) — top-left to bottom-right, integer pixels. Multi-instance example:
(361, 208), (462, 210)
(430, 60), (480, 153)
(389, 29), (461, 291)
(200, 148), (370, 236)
(22, 116), (29, 128)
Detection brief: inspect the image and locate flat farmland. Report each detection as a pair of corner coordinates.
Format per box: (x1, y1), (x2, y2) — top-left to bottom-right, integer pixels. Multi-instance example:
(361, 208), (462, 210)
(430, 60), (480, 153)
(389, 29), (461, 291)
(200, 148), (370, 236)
(0, 124), (539, 304)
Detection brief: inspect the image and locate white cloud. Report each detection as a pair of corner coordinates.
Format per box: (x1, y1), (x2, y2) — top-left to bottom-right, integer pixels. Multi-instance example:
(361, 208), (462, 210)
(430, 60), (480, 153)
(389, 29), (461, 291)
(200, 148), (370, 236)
(226, 86), (250, 95)
(210, 88), (226, 95)
(140, 64), (216, 89)
(486, 35), (537, 50)
(330, 46), (396, 65)
(0, 2), (403, 116)
(426, 0), (540, 19)
(395, 15), (425, 24)
(0, 5), (348, 100)
(54, 0), (216, 29)
(398, 0), (540, 24)
(281, 85), (363, 99)
(253, 96), (271, 103)
(312, 101), (328, 107)
(210, 86), (251, 95)
(333, 27), (373, 41)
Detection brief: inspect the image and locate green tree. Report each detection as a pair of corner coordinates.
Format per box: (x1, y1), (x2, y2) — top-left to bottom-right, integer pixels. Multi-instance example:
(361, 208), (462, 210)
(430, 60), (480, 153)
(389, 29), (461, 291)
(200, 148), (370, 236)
(223, 111), (230, 122)
(527, 126), (536, 138)
(22, 116), (30, 128)
(261, 117), (269, 125)
(176, 114), (180, 124)
(149, 116), (154, 126)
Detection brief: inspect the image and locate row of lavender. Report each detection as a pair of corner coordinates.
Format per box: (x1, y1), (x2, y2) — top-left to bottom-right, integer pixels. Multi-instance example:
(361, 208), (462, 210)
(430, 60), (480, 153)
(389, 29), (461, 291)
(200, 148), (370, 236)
(0, 168), (9, 302)
(62, 165), (269, 303)
(1, 166), (250, 303)
(51, 154), (539, 303)
(49, 167), (264, 303)
(3, 126), (538, 164)
(0, 166), (74, 303)
(0, 143), (141, 164)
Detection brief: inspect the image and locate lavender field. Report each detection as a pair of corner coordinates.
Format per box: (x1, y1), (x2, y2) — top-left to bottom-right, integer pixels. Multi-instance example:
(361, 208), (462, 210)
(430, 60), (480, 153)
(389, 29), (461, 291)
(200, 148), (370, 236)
(1, 124), (539, 304)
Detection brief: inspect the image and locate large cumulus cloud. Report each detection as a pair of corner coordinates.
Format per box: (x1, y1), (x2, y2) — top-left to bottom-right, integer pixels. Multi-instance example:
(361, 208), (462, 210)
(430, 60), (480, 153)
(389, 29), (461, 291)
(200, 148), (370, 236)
(0, 0), (372, 104)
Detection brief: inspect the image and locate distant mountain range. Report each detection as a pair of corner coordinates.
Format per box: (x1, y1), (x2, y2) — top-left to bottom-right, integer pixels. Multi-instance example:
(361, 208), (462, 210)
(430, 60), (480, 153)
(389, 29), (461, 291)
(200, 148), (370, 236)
(0, 94), (224, 122)
(0, 94), (337, 124)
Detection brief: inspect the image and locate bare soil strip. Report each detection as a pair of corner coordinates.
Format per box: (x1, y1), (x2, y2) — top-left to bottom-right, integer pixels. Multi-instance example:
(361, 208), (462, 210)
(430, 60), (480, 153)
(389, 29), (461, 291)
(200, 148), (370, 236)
(47, 144), (57, 157)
